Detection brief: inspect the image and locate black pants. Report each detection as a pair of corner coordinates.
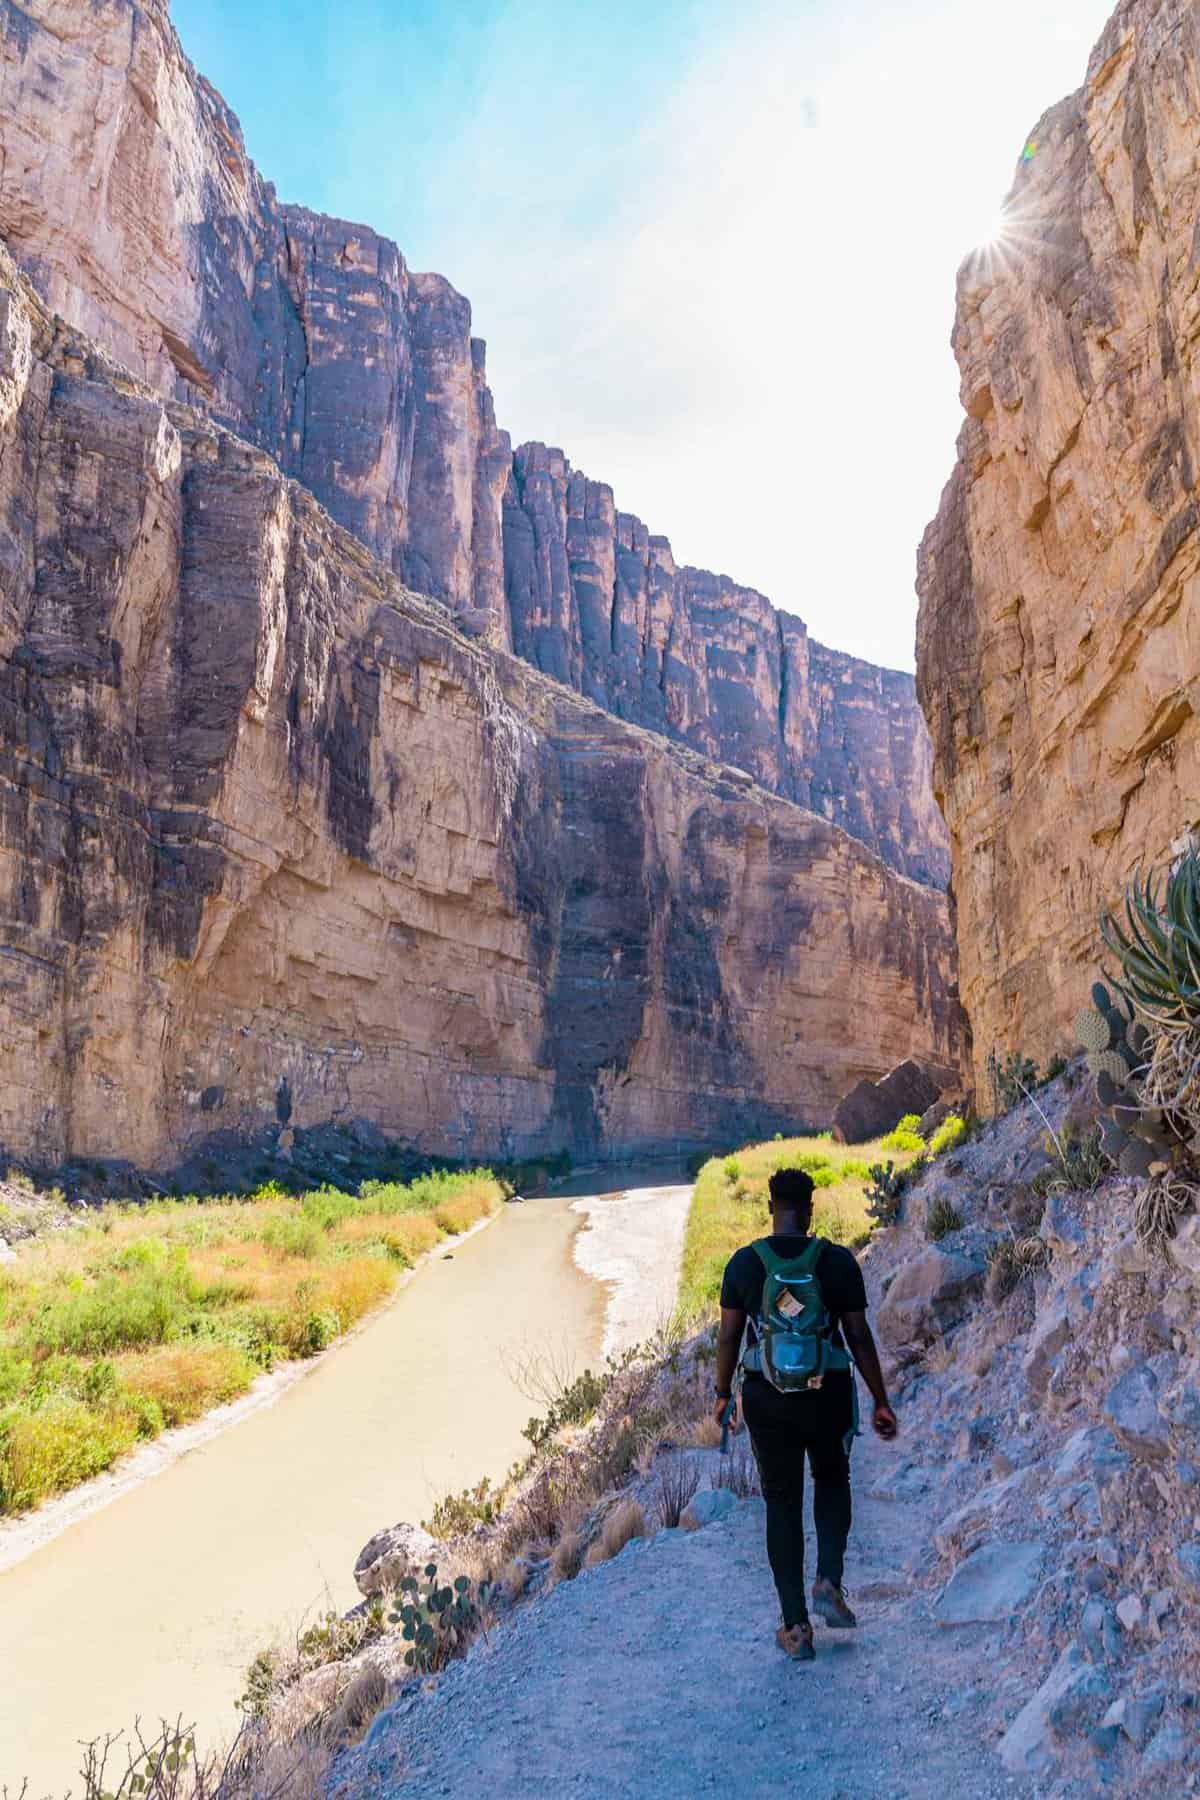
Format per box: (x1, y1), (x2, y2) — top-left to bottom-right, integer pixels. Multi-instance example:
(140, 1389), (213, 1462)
(741, 1374), (853, 1628)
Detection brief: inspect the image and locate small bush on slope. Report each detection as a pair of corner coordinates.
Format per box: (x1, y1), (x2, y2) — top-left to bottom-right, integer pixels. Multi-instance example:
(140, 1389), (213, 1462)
(880, 1114), (926, 1153)
(928, 1113), (967, 1156)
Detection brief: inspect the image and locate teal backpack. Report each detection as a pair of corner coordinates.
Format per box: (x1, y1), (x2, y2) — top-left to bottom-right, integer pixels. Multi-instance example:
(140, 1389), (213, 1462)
(740, 1236), (852, 1392)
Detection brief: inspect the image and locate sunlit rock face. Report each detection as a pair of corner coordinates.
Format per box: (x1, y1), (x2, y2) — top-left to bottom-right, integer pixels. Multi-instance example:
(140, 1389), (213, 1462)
(0, 250), (964, 1170)
(917, 0), (1200, 1096)
(0, 0), (948, 888)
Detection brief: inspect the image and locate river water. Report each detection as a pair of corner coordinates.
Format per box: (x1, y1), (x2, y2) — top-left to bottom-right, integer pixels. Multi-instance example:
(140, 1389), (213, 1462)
(0, 1170), (690, 1793)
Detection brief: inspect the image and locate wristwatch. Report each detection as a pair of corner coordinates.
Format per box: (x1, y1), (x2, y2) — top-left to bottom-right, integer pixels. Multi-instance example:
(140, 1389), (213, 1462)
(715, 1387), (732, 1400)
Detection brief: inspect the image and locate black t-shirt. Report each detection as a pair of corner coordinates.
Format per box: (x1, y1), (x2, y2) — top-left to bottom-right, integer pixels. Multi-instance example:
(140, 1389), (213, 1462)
(719, 1235), (867, 1352)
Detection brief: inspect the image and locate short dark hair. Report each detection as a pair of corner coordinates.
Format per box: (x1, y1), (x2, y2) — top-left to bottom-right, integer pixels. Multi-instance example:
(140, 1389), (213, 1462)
(769, 1167), (815, 1211)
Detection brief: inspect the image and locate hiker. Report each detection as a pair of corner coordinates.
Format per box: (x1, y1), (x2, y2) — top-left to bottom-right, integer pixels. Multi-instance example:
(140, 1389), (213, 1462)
(713, 1166), (897, 1660)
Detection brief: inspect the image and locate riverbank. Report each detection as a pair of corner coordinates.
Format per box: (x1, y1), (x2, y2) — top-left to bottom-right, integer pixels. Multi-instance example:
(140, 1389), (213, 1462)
(0, 1209), (501, 1579)
(2, 1173), (670, 1793)
(0, 1171), (503, 1519)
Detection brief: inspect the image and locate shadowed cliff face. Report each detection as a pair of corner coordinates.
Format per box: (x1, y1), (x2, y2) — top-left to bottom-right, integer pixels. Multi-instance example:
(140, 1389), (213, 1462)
(917, 0), (1200, 1097)
(0, 252), (963, 1170)
(0, 0), (948, 888)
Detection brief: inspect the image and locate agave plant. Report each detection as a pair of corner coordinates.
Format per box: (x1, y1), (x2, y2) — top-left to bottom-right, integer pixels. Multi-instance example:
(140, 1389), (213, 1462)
(1101, 849), (1200, 1037)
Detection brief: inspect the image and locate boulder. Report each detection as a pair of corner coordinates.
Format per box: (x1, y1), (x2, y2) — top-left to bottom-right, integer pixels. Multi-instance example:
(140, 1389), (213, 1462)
(1169, 1214), (1200, 1283)
(1142, 1721), (1190, 1770)
(917, 1097), (956, 1140)
(1022, 1295), (1071, 1399)
(998, 1646), (1111, 1776)
(875, 1247), (986, 1349)
(935, 1540), (1044, 1626)
(353, 1521), (439, 1599)
(1173, 1543), (1200, 1597)
(1102, 1362), (1171, 1462)
(831, 1059), (944, 1144)
(1102, 1690), (1165, 1751)
(683, 1487), (739, 1530)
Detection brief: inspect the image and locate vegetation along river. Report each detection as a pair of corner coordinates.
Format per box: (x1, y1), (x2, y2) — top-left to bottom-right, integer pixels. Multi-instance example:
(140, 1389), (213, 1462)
(0, 1170), (692, 1792)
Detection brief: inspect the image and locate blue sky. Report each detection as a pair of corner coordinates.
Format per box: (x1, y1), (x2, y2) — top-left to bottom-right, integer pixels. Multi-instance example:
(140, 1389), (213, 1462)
(173, 0), (1113, 669)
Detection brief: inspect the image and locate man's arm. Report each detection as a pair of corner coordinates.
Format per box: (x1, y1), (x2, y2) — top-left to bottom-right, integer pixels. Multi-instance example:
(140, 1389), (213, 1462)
(842, 1309), (898, 1439)
(713, 1305), (746, 1427)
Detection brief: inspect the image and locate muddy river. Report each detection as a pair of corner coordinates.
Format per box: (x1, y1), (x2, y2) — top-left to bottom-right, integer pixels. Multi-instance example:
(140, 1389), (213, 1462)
(0, 1170), (691, 1793)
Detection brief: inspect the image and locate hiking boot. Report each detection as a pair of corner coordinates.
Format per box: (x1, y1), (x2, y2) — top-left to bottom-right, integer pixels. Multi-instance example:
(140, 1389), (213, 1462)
(811, 1578), (857, 1628)
(775, 1621), (815, 1660)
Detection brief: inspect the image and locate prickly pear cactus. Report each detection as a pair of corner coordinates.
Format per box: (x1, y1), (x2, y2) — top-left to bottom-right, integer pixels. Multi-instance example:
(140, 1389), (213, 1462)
(1074, 1006), (1112, 1053)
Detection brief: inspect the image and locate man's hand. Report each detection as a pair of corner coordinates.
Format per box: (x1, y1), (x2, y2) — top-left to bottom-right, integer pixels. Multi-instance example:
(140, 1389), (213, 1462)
(714, 1394), (741, 1434)
(873, 1402), (898, 1440)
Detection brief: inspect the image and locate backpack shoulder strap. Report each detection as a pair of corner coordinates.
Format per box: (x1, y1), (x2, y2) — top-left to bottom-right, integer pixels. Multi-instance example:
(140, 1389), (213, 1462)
(753, 1235), (826, 1279)
(750, 1238), (785, 1279)
(796, 1234), (827, 1274)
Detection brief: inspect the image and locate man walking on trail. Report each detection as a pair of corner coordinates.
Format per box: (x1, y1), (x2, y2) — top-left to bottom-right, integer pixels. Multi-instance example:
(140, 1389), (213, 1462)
(713, 1167), (897, 1660)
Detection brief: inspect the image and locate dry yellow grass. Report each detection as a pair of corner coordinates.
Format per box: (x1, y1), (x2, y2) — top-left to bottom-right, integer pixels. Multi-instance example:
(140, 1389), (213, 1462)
(550, 1530), (585, 1583)
(584, 1498), (648, 1567)
(116, 1342), (256, 1426)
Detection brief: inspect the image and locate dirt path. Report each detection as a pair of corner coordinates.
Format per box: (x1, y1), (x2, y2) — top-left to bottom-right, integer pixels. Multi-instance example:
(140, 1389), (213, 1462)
(335, 1422), (1035, 1799)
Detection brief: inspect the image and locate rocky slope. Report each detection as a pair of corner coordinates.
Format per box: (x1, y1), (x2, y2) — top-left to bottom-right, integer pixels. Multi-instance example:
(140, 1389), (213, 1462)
(917, 0), (1200, 1091)
(303, 1078), (1199, 1798)
(0, 0), (948, 888)
(869, 1073), (1200, 1793)
(0, 245), (961, 1174)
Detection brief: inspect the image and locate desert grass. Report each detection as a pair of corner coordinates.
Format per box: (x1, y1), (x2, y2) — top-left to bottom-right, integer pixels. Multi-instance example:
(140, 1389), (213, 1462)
(584, 1498), (648, 1567)
(655, 1453), (702, 1527)
(677, 1132), (924, 1321)
(0, 1170), (502, 1514)
(550, 1529), (586, 1583)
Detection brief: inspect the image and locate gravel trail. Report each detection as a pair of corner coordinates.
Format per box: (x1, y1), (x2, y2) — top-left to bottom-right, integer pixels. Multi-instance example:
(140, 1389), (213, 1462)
(334, 1425), (1035, 1799)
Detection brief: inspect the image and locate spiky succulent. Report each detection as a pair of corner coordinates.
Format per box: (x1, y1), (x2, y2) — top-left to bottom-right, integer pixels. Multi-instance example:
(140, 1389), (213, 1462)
(1101, 849), (1200, 1037)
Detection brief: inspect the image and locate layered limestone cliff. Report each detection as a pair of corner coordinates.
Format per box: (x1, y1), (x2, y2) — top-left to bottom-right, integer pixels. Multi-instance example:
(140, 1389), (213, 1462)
(917, 0), (1200, 1095)
(0, 248), (961, 1172)
(0, 0), (948, 887)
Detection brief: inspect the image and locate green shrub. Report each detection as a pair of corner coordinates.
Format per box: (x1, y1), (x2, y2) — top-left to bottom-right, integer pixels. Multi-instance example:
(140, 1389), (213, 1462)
(297, 1186), (361, 1230)
(31, 1257), (198, 1355)
(722, 1156), (741, 1182)
(522, 1366), (611, 1450)
(259, 1215), (324, 1259)
(988, 1050), (1039, 1114)
(784, 1151), (834, 1175)
(879, 1121), (925, 1154)
(1031, 1125), (1111, 1198)
(425, 1474), (500, 1537)
(929, 1114), (967, 1157)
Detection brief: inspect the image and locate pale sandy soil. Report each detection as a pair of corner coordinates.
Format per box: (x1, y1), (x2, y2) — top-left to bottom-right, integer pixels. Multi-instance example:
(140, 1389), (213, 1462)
(570, 1177), (692, 1356)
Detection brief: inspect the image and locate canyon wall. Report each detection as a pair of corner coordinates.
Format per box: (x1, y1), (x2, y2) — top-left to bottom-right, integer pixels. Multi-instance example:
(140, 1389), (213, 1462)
(917, 0), (1200, 1096)
(0, 248), (962, 1172)
(0, 0), (948, 888)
